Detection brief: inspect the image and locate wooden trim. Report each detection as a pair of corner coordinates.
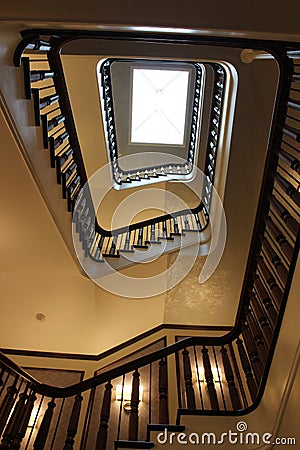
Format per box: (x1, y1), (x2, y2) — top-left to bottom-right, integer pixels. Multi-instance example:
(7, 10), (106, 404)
(0, 324), (232, 362)
(94, 336), (167, 375)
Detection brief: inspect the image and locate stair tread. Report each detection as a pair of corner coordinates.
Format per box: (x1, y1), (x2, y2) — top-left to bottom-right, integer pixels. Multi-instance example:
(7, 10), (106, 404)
(132, 244), (149, 249)
(102, 253), (120, 258)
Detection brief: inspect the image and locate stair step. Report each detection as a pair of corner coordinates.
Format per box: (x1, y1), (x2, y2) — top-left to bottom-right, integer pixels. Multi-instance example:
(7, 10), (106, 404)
(87, 227), (209, 277)
(132, 244), (149, 250)
(102, 253), (120, 258)
(115, 440), (154, 449)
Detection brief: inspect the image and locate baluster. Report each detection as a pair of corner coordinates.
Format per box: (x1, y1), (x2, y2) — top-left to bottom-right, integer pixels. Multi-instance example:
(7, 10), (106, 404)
(33, 91), (59, 125)
(73, 196), (86, 227)
(242, 321), (264, 383)
(262, 238), (288, 285)
(30, 70), (54, 83)
(61, 162), (77, 191)
(159, 359), (169, 424)
(87, 229), (96, 254)
(33, 398), (56, 450)
(253, 275), (278, 327)
(49, 130), (69, 153)
(282, 124), (300, 143)
(292, 72), (300, 81)
(39, 93), (60, 110)
(173, 217), (179, 234)
(27, 40), (51, 52)
(278, 147), (300, 173)
(250, 291), (273, 346)
(150, 224), (155, 242)
(137, 228), (144, 247)
(41, 113), (65, 148)
(0, 388), (29, 449)
(236, 338), (258, 401)
(63, 394), (83, 450)
(274, 172), (300, 208)
(201, 347), (219, 410)
(97, 236), (105, 254)
(57, 147), (73, 175)
(287, 50), (300, 57)
(269, 195), (299, 237)
(11, 392), (36, 450)
(162, 220), (167, 238)
(124, 231), (131, 251)
(0, 384), (18, 436)
(109, 236), (117, 256)
(95, 383), (112, 450)
(266, 217), (293, 261)
(46, 113), (65, 132)
(128, 370), (140, 441)
(79, 207), (90, 242)
(67, 176), (81, 212)
(81, 216), (91, 245)
(257, 256), (283, 308)
(246, 308), (268, 365)
(183, 215), (190, 231)
(220, 347), (242, 410)
(194, 213), (201, 231)
(182, 349), (196, 409)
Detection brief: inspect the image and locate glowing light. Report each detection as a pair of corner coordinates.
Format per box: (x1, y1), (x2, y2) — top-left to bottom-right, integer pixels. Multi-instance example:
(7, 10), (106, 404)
(131, 69), (189, 145)
(197, 366), (222, 383)
(116, 384), (143, 402)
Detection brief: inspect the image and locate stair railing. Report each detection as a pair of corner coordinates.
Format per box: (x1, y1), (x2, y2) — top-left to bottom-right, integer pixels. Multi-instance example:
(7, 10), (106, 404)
(0, 32), (298, 449)
(13, 35), (224, 268)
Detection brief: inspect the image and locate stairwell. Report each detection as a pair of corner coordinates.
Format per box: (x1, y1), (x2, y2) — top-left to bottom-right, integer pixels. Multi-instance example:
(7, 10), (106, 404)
(0, 28), (299, 449)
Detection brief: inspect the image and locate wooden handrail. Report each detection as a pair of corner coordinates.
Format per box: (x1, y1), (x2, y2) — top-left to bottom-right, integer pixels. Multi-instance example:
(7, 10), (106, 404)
(5, 29), (300, 419)
(14, 35), (216, 241)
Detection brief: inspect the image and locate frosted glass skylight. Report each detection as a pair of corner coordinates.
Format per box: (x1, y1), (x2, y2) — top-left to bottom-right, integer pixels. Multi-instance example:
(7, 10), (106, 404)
(131, 69), (189, 145)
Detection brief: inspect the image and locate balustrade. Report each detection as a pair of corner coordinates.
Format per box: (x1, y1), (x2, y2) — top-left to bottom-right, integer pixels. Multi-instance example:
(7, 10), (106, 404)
(0, 27), (298, 450)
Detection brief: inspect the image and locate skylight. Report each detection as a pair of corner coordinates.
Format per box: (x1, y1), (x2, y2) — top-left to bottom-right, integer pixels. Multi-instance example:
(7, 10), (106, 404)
(98, 58), (205, 188)
(131, 69), (189, 145)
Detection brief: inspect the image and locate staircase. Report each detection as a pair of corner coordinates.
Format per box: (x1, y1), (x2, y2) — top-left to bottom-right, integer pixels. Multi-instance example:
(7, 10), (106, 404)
(0, 33), (299, 450)
(11, 32), (231, 277)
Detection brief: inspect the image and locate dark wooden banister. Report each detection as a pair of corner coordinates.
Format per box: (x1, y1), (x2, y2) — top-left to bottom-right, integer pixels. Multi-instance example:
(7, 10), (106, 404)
(4, 30), (299, 432)
(1, 222), (298, 403)
(13, 33), (220, 240)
